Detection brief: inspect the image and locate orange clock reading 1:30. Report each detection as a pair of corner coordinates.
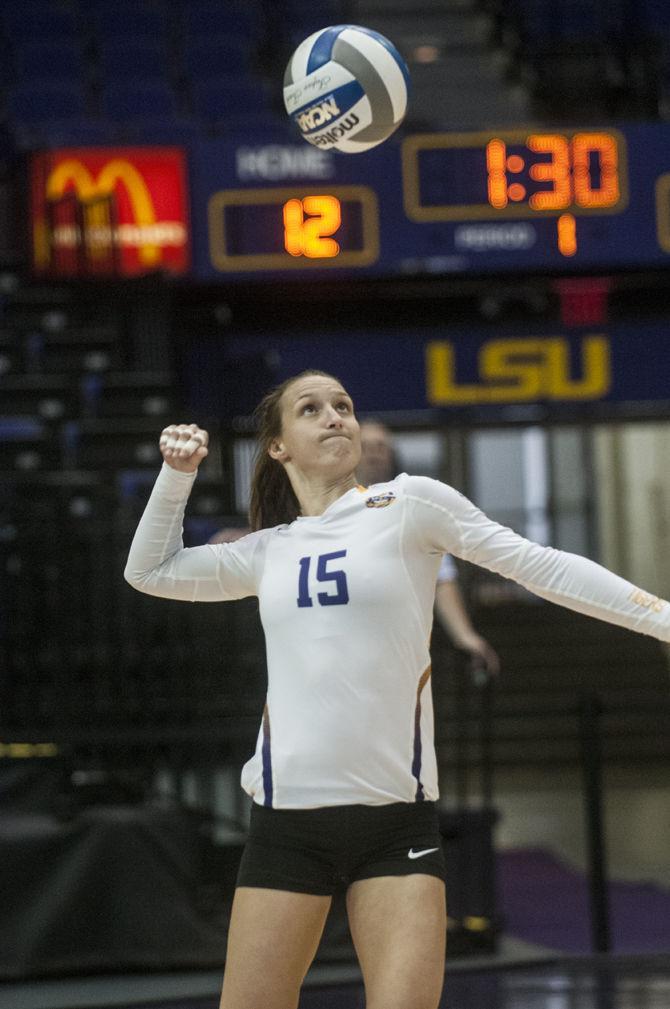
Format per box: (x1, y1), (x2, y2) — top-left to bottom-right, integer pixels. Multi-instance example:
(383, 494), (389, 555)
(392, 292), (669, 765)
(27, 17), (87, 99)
(485, 133), (620, 211)
(283, 195), (342, 258)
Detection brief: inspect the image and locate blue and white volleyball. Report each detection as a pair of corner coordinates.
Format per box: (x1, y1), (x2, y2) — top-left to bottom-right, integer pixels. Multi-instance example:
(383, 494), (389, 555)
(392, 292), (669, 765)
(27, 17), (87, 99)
(283, 25), (410, 154)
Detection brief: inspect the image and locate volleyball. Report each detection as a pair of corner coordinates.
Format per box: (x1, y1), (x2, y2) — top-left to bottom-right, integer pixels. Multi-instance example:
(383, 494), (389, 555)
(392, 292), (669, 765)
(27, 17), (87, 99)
(283, 25), (410, 154)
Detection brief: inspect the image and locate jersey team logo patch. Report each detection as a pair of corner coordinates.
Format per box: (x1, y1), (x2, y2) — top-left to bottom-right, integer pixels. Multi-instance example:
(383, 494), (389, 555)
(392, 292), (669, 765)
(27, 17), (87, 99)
(365, 491), (396, 509)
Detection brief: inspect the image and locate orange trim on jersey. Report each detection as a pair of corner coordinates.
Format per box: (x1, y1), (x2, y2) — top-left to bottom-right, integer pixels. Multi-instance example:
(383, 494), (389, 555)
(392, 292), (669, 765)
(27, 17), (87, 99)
(417, 664), (432, 692)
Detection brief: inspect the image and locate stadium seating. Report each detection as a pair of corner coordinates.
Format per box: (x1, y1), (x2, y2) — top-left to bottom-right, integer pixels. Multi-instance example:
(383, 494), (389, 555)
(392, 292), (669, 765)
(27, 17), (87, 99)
(0, 375), (79, 422)
(283, 0), (348, 47)
(101, 79), (180, 122)
(0, 5), (78, 43)
(97, 38), (171, 85)
(79, 371), (174, 421)
(0, 417), (60, 471)
(12, 120), (117, 149)
(485, 0), (653, 116)
(179, 1), (262, 45)
(63, 417), (166, 470)
(119, 117), (202, 146)
(7, 81), (89, 125)
(89, 3), (168, 42)
(0, 332), (24, 377)
(190, 77), (276, 132)
(1, 0), (666, 146)
(13, 40), (86, 87)
(182, 36), (254, 82)
(0, 0), (367, 145)
(24, 325), (122, 374)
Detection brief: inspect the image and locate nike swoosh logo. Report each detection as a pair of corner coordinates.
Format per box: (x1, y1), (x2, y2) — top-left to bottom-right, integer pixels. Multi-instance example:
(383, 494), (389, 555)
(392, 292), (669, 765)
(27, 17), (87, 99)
(408, 847), (439, 859)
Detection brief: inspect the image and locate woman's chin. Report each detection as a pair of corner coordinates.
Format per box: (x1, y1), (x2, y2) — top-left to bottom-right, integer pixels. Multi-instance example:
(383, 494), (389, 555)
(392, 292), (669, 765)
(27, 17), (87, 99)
(319, 443), (357, 474)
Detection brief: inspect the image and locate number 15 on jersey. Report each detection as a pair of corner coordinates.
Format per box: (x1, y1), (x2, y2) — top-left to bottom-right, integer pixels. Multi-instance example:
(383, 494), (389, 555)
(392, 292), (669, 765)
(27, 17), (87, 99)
(297, 551), (349, 607)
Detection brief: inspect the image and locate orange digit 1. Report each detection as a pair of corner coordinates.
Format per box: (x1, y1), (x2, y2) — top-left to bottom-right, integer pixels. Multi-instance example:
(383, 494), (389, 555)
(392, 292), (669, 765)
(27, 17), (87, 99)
(528, 134), (571, 210)
(557, 213), (577, 256)
(282, 195), (341, 258)
(572, 133), (620, 208)
(486, 139), (508, 209)
(283, 198), (305, 256)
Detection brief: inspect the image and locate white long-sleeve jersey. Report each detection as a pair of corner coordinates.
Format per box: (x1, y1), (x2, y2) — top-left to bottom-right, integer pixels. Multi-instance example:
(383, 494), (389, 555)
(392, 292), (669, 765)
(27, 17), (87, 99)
(125, 463), (670, 809)
(436, 553), (457, 583)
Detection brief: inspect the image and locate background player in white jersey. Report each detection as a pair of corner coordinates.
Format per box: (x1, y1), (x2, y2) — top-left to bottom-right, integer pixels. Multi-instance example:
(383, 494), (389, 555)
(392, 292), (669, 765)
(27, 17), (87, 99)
(125, 370), (670, 1009)
(357, 419), (500, 680)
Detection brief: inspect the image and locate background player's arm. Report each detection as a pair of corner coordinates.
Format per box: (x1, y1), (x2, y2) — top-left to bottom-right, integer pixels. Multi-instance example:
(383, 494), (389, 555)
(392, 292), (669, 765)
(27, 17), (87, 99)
(434, 579), (500, 677)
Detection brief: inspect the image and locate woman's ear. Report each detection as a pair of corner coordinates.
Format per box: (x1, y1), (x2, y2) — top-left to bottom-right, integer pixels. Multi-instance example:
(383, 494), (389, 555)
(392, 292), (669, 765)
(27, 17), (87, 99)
(268, 439), (288, 462)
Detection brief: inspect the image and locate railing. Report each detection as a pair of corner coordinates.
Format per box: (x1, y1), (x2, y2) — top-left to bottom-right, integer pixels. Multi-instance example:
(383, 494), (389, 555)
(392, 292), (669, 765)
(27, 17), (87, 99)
(440, 665), (670, 954)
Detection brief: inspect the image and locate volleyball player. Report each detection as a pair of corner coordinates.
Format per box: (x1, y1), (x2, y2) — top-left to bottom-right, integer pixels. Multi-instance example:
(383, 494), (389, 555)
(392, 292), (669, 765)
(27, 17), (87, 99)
(211, 420), (499, 678)
(125, 370), (670, 1009)
(357, 419), (500, 679)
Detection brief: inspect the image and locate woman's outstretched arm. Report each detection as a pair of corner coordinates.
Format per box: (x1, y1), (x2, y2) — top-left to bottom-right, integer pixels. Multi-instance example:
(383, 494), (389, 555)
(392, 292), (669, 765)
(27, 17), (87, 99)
(404, 475), (670, 643)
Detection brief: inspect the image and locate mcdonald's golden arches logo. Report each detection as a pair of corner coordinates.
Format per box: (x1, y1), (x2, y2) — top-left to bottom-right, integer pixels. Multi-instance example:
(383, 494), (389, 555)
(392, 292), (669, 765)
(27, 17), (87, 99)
(31, 147), (190, 276)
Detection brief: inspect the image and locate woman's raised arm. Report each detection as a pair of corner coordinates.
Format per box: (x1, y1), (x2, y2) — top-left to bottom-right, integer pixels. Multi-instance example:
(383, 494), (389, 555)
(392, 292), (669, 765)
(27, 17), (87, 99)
(124, 424), (260, 602)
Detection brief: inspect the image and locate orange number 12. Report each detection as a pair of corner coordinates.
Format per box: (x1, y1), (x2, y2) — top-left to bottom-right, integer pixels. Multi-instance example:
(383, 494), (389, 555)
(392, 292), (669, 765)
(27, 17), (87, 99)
(283, 195), (341, 258)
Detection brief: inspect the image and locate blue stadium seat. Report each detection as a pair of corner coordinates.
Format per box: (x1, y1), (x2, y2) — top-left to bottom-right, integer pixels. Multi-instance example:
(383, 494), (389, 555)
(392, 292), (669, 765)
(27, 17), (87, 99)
(64, 418), (163, 470)
(12, 120), (118, 151)
(0, 417), (59, 472)
(0, 334), (23, 379)
(0, 0), (52, 9)
(91, 4), (166, 41)
(638, 0), (670, 33)
(555, 1), (601, 39)
(190, 76), (274, 127)
(183, 36), (254, 82)
(25, 326), (121, 375)
(13, 40), (86, 85)
(284, 0), (345, 15)
(7, 81), (88, 125)
(101, 79), (179, 121)
(122, 117), (201, 146)
(515, 0), (560, 43)
(98, 38), (170, 83)
(598, 0), (628, 45)
(80, 372), (174, 421)
(513, 0), (608, 44)
(180, 1), (261, 43)
(284, 0), (348, 44)
(1, 6), (78, 42)
(0, 377), (78, 423)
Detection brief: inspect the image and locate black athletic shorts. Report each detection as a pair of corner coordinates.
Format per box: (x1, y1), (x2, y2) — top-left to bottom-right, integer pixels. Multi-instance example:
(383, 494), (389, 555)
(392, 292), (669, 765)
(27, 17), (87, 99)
(236, 800), (446, 896)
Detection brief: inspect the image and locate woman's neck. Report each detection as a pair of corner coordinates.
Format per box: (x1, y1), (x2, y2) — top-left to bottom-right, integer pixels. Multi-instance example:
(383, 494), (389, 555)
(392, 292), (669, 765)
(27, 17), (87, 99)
(290, 470), (359, 517)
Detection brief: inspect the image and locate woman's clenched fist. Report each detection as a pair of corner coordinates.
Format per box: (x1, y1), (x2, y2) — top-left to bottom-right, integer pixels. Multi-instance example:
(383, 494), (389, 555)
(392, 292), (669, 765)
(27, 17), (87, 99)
(159, 423), (209, 473)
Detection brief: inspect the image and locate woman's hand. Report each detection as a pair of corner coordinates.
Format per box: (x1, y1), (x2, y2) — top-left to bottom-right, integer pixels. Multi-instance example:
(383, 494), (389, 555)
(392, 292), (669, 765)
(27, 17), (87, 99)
(159, 423), (209, 473)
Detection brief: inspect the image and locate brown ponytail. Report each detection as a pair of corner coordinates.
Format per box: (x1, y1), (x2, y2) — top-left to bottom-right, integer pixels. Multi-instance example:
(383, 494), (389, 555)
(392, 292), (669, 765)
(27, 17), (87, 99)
(248, 370), (340, 531)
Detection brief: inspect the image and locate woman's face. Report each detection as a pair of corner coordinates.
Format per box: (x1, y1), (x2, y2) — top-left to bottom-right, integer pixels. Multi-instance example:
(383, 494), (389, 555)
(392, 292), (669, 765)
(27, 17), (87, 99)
(358, 422), (395, 485)
(270, 374), (361, 479)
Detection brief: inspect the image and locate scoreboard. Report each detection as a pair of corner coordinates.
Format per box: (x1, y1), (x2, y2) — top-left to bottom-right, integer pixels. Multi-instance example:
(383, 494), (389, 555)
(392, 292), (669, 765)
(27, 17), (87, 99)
(194, 122), (670, 280)
(31, 122), (670, 282)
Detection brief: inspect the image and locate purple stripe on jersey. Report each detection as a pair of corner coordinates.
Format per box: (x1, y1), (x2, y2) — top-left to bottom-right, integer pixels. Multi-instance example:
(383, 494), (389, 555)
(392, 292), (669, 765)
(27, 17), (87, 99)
(262, 703), (273, 807)
(412, 666), (432, 801)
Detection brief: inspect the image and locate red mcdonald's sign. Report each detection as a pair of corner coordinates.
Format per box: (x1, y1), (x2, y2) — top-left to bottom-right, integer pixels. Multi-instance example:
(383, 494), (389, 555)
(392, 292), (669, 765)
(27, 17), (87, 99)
(30, 146), (190, 277)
